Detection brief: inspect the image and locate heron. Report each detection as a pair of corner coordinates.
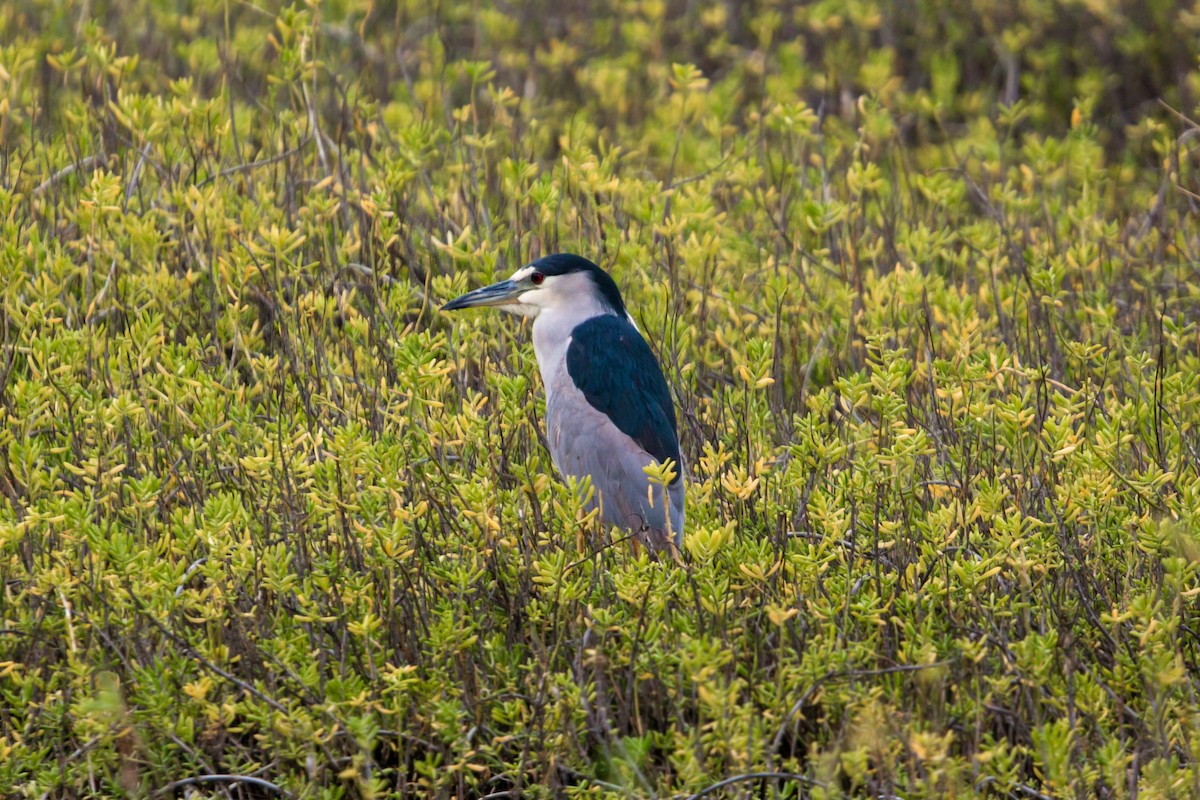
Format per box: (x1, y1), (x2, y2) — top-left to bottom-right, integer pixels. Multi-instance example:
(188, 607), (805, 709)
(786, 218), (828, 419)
(441, 253), (684, 556)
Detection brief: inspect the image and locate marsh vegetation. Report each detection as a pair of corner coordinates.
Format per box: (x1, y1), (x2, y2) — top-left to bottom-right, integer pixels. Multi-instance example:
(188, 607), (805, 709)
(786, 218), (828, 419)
(2, 0), (1200, 797)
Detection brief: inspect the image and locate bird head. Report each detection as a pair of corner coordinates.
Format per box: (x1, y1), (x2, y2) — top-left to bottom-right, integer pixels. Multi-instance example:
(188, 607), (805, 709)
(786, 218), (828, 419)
(440, 253), (627, 319)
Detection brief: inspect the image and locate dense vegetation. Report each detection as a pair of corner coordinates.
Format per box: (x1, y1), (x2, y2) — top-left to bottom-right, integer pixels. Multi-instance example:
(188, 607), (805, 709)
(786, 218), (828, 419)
(2, 0), (1200, 797)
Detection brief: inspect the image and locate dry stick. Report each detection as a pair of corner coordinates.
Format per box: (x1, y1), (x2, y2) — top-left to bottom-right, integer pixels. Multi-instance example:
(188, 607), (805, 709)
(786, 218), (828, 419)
(196, 136), (313, 188)
(156, 774), (292, 798)
(563, 531), (642, 574)
(667, 149), (733, 191)
(124, 143), (152, 202)
(107, 580), (292, 716)
(683, 771), (824, 800)
(974, 776), (1052, 800)
(799, 325), (832, 404)
(33, 155), (99, 195)
(343, 262), (398, 288)
(87, 255), (120, 322)
(623, 565), (659, 730)
(768, 661), (954, 765)
(1138, 125), (1200, 237)
(300, 32), (343, 190)
(71, 582), (306, 787)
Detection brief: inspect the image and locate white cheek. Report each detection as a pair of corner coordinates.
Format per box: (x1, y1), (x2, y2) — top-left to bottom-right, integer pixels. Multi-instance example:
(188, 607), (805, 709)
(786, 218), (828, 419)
(503, 300), (539, 318)
(519, 288), (546, 306)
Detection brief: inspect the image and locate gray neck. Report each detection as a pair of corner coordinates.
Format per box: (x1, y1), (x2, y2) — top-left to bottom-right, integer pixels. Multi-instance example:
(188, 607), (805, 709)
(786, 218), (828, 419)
(531, 302), (614, 393)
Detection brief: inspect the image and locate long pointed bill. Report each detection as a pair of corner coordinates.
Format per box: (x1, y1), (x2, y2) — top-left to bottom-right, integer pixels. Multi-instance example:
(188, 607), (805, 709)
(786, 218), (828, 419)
(440, 279), (524, 311)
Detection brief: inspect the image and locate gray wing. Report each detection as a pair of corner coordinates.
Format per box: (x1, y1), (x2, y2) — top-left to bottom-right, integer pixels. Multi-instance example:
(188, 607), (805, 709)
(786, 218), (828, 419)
(545, 372), (684, 550)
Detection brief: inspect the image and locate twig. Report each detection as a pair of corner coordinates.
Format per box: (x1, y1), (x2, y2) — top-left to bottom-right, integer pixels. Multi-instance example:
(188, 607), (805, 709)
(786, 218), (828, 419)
(156, 774), (292, 798)
(110, 582), (292, 716)
(799, 325), (831, 403)
(769, 661), (954, 760)
(564, 531), (642, 573)
(124, 143), (152, 202)
(667, 151), (732, 191)
(975, 776), (1053, 800)
(683, 772), (823, 800)
(1138, 125), (1200, 236)
(341, 262), (399, 289)
(786, 531), (896, 568)
(174, 558), (208, 598)
(33, 156), (98, 195)
(197, 137), (313, 187)
(87, 255), (120, 322)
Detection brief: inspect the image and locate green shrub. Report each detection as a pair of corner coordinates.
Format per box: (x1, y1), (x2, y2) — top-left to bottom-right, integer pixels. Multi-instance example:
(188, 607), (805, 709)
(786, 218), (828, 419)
(1, 0), (1199, 797)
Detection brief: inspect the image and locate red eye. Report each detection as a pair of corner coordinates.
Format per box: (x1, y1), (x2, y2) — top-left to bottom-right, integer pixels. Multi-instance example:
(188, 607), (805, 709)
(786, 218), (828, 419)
(530, 271), (545, 285)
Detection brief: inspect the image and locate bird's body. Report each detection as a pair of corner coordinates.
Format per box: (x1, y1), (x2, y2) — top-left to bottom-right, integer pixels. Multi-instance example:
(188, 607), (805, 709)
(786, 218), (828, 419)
(540, 314), (685, 545)
(442, 254), (684, 553)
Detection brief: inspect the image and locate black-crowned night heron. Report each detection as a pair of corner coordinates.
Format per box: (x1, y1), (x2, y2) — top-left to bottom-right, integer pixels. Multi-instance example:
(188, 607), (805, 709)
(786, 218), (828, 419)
(442, 253), (684, 555)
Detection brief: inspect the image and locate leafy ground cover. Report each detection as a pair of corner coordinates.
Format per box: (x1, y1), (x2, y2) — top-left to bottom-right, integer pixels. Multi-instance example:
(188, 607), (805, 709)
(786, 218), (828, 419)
(2, 0), (1200, 797)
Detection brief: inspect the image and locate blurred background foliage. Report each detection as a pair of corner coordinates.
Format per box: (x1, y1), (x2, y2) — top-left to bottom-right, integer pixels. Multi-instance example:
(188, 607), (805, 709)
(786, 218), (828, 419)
(2, 0), (1200, 797)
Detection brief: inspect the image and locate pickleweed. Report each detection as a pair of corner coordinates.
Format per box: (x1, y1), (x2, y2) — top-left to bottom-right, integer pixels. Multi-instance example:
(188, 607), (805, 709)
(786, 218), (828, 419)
(2, 1), (1199, 797)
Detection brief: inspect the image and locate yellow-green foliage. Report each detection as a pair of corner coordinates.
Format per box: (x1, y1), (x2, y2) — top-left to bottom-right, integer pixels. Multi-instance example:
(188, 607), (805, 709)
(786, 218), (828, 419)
(2, 0), (1200, 798)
